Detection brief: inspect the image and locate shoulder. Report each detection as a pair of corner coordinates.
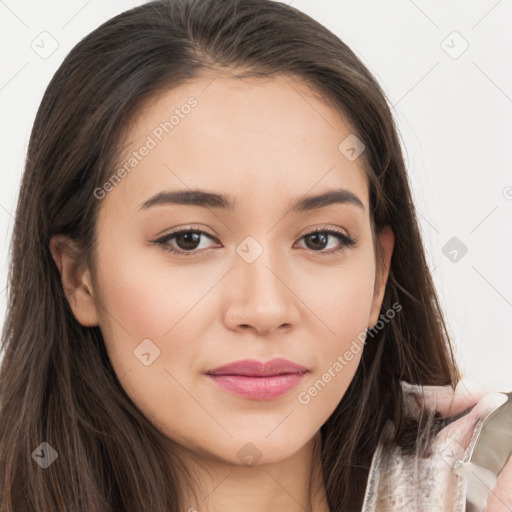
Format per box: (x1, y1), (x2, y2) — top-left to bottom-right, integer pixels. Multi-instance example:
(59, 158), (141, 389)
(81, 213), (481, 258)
(361, 379), (510, 512)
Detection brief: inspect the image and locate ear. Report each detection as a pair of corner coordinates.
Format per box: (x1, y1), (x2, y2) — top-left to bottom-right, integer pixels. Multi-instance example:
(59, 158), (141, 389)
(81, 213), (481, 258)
(368, 225), (395, 328)
(49, 235), (99, 326)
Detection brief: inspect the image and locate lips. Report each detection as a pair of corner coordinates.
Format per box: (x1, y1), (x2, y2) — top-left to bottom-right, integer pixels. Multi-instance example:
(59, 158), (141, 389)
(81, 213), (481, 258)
(205, 358), (309, 377)
(205, 358), (310, 400)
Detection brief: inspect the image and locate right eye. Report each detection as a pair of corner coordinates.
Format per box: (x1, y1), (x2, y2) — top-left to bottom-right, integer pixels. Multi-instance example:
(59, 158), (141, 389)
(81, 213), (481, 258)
(153, 228), (221, 257)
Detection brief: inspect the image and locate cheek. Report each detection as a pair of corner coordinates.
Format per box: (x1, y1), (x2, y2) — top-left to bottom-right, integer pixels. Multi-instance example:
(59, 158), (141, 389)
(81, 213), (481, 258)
(94, 236), (202, 332)
(92, 249), (209, 430)
(93, 243), (221, 381)
(296, 253), (376, 338)
(295, 252), (376, 392)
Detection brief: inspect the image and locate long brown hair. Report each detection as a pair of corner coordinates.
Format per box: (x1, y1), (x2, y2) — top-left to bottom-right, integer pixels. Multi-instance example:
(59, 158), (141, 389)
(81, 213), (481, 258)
(0, 0), (460, 510)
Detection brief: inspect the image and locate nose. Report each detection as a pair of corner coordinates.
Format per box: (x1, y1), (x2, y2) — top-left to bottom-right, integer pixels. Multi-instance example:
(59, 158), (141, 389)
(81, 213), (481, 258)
(223, 245), (301, 336)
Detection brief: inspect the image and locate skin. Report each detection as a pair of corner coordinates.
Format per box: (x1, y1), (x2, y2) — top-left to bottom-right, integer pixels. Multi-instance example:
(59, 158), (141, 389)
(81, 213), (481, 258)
(50, 73), (395, 511)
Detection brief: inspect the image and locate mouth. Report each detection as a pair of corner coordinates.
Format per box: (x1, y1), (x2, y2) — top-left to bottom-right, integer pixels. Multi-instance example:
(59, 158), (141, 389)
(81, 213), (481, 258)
(205, 358), (310, 400)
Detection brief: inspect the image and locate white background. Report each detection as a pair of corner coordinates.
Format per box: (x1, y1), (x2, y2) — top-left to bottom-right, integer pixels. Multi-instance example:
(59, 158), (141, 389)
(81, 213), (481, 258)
(1, 0), (511, 390)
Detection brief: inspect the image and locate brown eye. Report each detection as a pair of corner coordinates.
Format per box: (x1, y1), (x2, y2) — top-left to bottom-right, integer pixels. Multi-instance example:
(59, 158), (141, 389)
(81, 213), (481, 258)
(304, 232), (329, 250)
(154, 229), (219, 257)
(174, 232), (201, 251)
(297, 228), (357, 256)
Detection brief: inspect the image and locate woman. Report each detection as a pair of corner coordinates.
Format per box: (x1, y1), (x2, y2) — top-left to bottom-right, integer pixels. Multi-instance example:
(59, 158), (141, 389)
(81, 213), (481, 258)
(0, 0), (510, 510)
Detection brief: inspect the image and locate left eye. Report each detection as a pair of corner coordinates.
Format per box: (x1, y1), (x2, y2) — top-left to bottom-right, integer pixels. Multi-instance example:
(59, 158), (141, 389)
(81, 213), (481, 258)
(297, 229), (356, 254)
(153, 228), (357, 257)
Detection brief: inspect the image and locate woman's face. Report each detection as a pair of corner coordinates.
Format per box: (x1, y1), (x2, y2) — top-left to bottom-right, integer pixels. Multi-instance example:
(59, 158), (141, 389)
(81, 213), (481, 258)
(57, 73), (393, 466)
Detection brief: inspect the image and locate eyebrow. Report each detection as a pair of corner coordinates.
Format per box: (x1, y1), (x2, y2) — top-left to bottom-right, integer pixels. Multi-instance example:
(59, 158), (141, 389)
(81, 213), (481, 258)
(139, 188), (365, 213)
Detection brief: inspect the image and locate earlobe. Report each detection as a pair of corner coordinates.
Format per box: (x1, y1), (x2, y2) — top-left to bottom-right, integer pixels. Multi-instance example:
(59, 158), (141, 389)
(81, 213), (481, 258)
(368, 225), (395, 328)
(49, 235), (99, 327)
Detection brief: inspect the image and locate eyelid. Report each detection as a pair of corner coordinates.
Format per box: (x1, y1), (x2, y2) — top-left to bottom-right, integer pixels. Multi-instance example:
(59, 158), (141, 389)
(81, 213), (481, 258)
(300, 224), (349, 238)
(156, 224), (352, 240)
(154, 224), (217, 239)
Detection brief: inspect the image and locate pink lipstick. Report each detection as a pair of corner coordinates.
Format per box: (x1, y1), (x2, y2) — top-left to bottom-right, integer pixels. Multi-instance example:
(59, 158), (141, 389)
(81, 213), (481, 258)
(205, 358), (309, 400)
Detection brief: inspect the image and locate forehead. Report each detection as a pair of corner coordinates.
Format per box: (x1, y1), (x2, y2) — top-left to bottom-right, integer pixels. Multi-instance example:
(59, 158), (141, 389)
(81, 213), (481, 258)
(102, 73), (370, 216)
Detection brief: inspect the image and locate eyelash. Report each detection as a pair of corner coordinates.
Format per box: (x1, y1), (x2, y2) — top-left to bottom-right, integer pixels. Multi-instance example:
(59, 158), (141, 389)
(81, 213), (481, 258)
(152, 225), (358, 258)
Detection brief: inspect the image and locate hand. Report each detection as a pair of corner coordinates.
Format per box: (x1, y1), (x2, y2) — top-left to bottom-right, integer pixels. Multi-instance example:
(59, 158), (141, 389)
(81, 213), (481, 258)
(485, 454), (512, 512)
(426, 378), (512, 512)
(429, 377), (489, 417)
